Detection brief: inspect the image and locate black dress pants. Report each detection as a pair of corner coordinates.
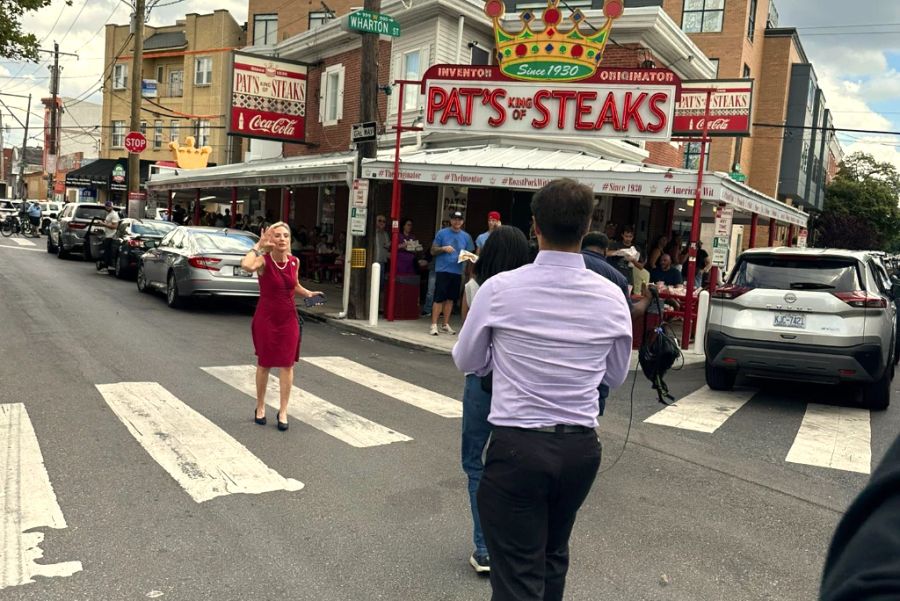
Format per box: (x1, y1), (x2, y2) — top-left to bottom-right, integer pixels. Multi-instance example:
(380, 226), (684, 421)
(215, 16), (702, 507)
(477, 426), (602, 601)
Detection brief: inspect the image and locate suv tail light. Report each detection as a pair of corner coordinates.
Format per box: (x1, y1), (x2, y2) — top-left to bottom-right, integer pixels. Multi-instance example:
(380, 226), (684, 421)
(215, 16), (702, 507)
(188, 256), (222, 271)
(711, 285), (751, 300)
(832, 291), (887, 309)
(127, 239), (144, 248)
(67, 222), (86, 230)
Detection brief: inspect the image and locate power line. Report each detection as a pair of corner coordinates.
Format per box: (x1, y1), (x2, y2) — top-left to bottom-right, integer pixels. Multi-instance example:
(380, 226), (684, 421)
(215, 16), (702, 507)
(753, 122), (900, 137)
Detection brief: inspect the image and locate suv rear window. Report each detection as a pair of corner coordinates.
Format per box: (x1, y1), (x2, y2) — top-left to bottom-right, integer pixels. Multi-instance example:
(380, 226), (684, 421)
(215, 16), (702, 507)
(731, 256), (861, 292)
(132, 222), (176, 236)
(74, 206), (108, 220)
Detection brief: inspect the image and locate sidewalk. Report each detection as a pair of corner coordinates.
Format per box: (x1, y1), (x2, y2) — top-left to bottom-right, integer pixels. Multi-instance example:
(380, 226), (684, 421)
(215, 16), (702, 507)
(298, 283), (706, 365)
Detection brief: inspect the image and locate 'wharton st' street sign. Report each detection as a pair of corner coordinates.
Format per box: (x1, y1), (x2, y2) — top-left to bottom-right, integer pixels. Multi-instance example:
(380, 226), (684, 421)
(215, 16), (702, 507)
(345, 10), (401, 37)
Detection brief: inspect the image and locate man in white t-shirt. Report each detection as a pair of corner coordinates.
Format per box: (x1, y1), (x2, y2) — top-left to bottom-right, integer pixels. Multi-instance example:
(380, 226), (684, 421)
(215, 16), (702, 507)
(100, 201), (120, 267)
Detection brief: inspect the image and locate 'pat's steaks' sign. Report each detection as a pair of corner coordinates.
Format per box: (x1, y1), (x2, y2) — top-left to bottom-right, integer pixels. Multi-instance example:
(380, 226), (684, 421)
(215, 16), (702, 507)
(421, 0), (681, 140)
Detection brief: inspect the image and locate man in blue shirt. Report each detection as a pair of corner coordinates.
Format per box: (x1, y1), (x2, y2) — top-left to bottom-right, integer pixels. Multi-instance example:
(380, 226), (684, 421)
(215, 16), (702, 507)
(475, 211), (501, 253)
(26, 202), (41, 237)
(649, 253), (684, 287)
(429, 211), (474, 335)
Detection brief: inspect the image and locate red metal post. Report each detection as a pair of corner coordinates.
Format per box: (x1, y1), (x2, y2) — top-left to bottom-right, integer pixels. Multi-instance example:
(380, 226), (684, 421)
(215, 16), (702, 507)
(768, 218), (777, 246)
(787, 224), (795, 247)
(230, 187), (237, 228)
(681, 89), (713, 350)
(167, 191), (174, 222)
(749, 213), (758, 249)
(386, 82), (407, 322)
(282, 188), (290, 224)
(193, 189), (201, 225)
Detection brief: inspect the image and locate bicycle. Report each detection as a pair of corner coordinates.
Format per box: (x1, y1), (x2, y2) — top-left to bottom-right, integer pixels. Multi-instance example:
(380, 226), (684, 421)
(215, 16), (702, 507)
(0, 214), (38, 238)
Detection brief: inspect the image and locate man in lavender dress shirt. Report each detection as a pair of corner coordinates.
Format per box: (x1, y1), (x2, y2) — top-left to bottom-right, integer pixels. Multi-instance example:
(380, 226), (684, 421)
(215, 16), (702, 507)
(453, 179), (633, 601)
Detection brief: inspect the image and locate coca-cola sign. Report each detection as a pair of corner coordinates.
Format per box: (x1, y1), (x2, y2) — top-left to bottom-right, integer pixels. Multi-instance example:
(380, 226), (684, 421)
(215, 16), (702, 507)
(672, 79), (754, 137)
(229, 51), (308, 144)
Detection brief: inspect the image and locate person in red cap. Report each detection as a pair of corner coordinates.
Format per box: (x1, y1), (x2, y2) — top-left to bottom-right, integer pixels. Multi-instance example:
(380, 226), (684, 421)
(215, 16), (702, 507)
(476, 211), (502, 254)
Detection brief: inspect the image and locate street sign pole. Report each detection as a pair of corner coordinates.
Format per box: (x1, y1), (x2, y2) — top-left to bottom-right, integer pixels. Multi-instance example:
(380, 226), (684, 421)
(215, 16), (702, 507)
(128, 0), (146, 198)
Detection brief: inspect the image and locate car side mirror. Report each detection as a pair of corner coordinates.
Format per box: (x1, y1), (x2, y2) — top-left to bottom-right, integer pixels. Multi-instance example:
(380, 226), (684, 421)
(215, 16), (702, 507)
(892, 282), (900, 299)
(145, 240), (157, 249)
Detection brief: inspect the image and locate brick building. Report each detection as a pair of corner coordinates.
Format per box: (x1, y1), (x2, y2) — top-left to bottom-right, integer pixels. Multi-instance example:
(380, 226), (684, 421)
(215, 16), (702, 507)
(100, 10), (246, 167)
(149, 0), (809, 317)
(247, 0), (359, 46)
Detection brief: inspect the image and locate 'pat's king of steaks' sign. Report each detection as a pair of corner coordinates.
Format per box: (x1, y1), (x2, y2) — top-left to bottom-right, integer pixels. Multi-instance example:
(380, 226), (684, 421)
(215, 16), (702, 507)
(423, 0), (682, 140)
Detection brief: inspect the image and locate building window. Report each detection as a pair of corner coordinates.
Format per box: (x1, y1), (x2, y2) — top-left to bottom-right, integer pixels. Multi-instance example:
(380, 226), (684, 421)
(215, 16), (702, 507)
(253, 14), (278, 45)
(168, 70), (183, 97)
(743, 63), (751, 78)
(807, 79), (816, 111)
(682, 0), (725, 33)
(319, 64), (345, 125)
(309, 11), (334, 29)
(113, 64), (128, 90)
(683, 142), (710, 170)
(111, 121), (125, 148)
(194, 57), (212, 86)
(747, 0), (758, 41)
(170, 120), (180, 143)
(154, 120), (163, 149)
(471, 45), (490, 66)
(402, 50), (422, 110)
(708, 58), (719, 77)
(140, 121), (147, 135)
(156, 66), (164, 84)
(195, 120), (210, 147)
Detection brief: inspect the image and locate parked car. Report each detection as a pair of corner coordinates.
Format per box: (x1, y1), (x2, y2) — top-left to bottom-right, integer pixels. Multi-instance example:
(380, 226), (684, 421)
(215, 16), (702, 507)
(47, 203), (109, 258)
(704, 247), (897, 409)
(0, 199), (18, 221)
(104, 218), (177, 279)
(38, 201), (63, 234)
(137, 226), (261, 308)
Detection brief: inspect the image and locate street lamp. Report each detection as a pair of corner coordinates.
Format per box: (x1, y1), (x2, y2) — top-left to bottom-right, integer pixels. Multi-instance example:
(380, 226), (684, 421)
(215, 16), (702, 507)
(385, 79), (424, 322)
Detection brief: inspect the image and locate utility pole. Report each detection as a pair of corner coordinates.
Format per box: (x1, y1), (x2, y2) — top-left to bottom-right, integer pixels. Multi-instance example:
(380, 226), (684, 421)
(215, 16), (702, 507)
(0, 112), (5, 197)
(128, 0), (146, 197)
(47, 41), (60, 201)
(18, 94), (31, 200)
(347, 0), (381, 319)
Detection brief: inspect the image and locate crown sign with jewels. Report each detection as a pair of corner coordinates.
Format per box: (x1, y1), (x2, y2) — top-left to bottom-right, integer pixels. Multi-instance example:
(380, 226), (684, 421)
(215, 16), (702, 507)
(169, 136), (212, 170)
(485, 0), (624, 82)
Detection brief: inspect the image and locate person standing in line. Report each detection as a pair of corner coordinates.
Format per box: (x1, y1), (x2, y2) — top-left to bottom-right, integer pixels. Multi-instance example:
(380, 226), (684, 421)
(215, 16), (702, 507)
(459, 226), (532, 574)
(695, 240), (711, 289)
(99, 201), (120, 268)
(475, 211), (502, 253)
(374, 214), (390, 270)
(429, 211), (474, 336)
(453, 179), (632, 601)
(240, 223), (323, 431)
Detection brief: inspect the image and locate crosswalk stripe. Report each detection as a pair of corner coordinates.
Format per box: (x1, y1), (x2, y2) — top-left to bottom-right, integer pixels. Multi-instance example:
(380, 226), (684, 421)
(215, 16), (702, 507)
(302, 356), (463, 418)
(786, 404), (871, 474)
(96, 382), (304, 503)
(643, 386), (756, 433)
(10, 237), (36, 247)
(202, 365), (413, 448)
(1, 403), (83, 589)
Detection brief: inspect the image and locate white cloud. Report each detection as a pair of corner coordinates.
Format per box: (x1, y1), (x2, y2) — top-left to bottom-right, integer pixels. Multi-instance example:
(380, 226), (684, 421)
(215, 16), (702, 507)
(862, 70), (900, 103)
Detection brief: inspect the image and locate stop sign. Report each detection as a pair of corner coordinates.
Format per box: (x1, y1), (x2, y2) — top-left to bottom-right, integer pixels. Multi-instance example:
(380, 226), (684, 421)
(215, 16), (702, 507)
(124, 131), (147, 154)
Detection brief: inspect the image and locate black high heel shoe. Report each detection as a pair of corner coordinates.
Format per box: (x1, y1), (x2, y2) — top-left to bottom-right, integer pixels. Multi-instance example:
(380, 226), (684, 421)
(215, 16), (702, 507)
(277, 411), (289, 431)
(254, 408), (266, 425)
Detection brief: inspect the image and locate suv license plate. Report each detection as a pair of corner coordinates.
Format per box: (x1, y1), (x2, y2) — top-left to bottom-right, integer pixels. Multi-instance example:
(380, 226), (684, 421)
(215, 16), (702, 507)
(774, 313), (806, 329)
(233, 267), (252, 277)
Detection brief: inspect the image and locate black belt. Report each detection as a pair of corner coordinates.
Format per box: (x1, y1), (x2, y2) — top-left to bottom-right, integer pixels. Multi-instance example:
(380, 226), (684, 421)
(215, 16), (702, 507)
(501, 425), (595, 434)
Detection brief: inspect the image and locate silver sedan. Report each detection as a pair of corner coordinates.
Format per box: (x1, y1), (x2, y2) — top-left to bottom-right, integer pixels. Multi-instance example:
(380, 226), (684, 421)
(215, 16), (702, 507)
(137, 226), (261, 308)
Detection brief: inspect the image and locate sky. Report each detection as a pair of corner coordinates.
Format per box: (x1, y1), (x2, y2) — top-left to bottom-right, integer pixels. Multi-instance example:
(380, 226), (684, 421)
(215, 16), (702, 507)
(0, 0), (898, 171)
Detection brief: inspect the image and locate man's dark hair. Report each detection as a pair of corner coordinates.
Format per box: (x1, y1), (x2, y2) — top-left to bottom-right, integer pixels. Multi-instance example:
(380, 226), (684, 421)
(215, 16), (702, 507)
(475, 225), (532, 285)
(531, 178), (595, 247)
(622, 224), (635, 235)
(581, 231), (609, 251)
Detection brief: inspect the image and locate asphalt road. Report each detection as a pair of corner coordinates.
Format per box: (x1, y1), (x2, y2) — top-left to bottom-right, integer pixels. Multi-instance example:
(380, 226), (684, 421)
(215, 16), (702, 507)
(1, 236), (897, 601)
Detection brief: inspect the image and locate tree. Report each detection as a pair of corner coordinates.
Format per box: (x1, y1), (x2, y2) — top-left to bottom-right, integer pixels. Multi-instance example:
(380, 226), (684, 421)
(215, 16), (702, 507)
(0, 0), (69, 61)
(816, 152), (900, 251)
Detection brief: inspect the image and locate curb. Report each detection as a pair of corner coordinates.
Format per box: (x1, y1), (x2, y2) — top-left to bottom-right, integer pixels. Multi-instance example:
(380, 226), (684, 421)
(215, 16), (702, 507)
(298, 308), (454, 355)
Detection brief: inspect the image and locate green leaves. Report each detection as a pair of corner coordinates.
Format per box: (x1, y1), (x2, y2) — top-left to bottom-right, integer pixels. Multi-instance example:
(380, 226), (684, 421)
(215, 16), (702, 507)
(818, 152), (900, 251)
(0, 0), (59, 61)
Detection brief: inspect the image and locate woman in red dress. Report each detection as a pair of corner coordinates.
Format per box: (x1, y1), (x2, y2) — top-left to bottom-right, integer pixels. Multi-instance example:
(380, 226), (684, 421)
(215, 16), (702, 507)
(241, 222), (323, 431)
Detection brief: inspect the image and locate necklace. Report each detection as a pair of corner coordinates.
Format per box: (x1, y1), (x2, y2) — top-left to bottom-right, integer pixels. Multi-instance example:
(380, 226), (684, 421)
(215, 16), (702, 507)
(271, 254), (290, 271)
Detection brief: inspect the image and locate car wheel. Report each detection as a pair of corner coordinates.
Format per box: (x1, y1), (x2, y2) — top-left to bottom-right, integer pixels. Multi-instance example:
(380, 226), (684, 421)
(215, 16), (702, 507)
(46, 234), (57, 254)
(705, 360), (736, 391)
(136, 262), (150, 293)
(57, 236), (69, 259)
(862, 365), (891, 411)
(114, 253), (128, 279)
(166, 272), (184, 308)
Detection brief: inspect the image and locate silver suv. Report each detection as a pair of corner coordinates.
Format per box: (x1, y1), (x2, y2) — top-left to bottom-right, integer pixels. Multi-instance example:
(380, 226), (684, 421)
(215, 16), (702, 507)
(705, 248), (897, 409)
(47, 202), (109, 258)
